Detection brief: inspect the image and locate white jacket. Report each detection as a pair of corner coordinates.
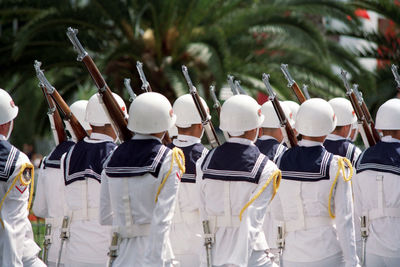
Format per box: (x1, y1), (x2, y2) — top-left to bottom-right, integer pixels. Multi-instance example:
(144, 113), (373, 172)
(100, 134), (182, 267)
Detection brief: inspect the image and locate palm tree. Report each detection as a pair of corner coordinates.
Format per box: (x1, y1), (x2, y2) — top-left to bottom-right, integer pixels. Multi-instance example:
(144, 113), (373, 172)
(0, 0), (367, 148)
(336, 0), (400, 112)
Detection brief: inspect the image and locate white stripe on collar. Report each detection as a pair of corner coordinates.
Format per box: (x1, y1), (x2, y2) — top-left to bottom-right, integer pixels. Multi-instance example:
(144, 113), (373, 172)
(228, 137), (254, 146)
(132, 133), (162, 143)
(298, 139), (323, 147)
(325, 133), (346, 141)
(382, 135), (400, 143)
(258, 135), (277, 141)
(173, 134), (201, 147)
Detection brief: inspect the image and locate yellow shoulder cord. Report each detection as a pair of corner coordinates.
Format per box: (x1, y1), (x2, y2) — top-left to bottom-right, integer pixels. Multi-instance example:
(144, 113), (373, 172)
(155, 147), (185, 203)
(239, 169), (282, 221)
(328, 157), (353, 219)
(0, 162), (34, 228)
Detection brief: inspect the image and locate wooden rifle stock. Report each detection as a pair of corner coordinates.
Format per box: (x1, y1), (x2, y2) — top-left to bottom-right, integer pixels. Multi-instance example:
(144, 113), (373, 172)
(66, 27), (132, 142)
(352, 84), (380, 143)
(182, 66), (220, 148)
(348, 92), (376, 146)
(262, 73), (297, 148)
(281, 64), (307, 104)
(51, 89), (88, 141)
(34, 60), (87, 141)
(40, 85), (67, 144)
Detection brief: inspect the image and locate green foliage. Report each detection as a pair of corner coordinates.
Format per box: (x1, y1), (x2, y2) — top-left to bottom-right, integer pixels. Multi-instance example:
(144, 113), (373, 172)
(0, 0), (371, 149)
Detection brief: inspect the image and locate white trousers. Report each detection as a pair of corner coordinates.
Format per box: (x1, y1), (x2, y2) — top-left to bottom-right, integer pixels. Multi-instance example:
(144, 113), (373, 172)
(282, 252), (344, 267)
(208, 250), (277, 267)
(366, 253), (400, 267)
(22, 256), (46, 267)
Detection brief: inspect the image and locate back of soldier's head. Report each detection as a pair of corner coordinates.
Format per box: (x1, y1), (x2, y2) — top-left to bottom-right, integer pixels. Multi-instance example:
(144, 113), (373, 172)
(173, 94), (209, 136)
(376, 98), (400, 137)
(295, 98), (336, 138)
(0, 89), (19, 139)
(85, 93), (127, 128)
(128, 92), (176, 135)
(220, 95), (264, 137)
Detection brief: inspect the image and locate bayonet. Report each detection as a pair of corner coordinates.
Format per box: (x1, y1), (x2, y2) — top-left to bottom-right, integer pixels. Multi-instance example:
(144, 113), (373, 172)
(234, 80), (247, 95)
(66, 27), (88, 61)
(391, 64), (400, 88)
(280, 64), (295, 87)
(302, 84), (310, 99)
(123, 78), (137, 102)
(34, 60), (55, 94)
(136, 61), (151, 92)
(227, 75), (239, 95)
(209, 85), (221, 111)
(262, 73), (297, 148)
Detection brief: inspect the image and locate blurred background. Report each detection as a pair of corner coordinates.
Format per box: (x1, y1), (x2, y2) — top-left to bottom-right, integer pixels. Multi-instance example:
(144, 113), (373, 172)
(0, 0), (399, 155)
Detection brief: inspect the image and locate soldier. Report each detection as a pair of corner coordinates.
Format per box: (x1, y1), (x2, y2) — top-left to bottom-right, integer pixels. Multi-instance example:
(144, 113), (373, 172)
(283, 100), (299, 123)
(256, 101), (293, 162)
(61, 93), (126, 267)
(32, 100), (91, 267)
(324, 98), (361, 164)
(0, 89), (45, 266)
(196, 94), (281, 267)
(353, 98), (400, 266)
(271, 98), (359, 267)
(169, 94), (209, 266)
(100, 92), (185, 266)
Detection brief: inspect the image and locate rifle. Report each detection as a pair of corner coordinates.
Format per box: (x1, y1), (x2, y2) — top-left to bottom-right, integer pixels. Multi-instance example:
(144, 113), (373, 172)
(302, 84), (311, 99)
(66, 27), (132, 142)
(35, 61), (67, 145)
(360, 215), (369, 267)
(391, 64), (400, 95)
(234, 80), (248, 95)
(182, 66), (221, 148)
(227, 75), (239, 95)
(209, 85), (230, 142)
(352, 84), (381, 143)
(262, 73), (298, 148)
(34, 60), (88, 141)
(107, 232), (120, 267)
(123, 78), (137, 102)
(136, 61), (152, 92)
(340, 70), (376, 148)
(281, 64), (307, 103)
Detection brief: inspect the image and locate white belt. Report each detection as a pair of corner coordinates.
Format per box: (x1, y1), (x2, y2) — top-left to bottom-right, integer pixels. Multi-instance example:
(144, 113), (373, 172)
(116, 223), (151, 238)
(70, 208), (99, 222)
(173, 211), (199, 224)
(284, 216), (333, 232)
(208, 215), (241, 228)
(368, 208), (400, 220)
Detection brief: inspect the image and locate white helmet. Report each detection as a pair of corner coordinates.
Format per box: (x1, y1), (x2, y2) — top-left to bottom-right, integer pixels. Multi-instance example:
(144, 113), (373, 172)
(168, 125), (178, 138)
(283, 100), (300, 122)
(260, 101), (294, 128)
(0, 89), (18, 125)
(85, 93), (127, 126)
(70, 100), (91, 131)
(328, 97), (356, 126)
(375, 98), (400, 130)
(173, 94), (209, 128)
(220, 95), (264, 136)
(128, 92), (176, 134)
(295, 98), (337, 137)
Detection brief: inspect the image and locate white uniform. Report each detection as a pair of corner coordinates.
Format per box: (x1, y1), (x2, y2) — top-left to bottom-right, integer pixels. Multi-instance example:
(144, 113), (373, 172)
(353, 136), (400, 266)
(169, 134), (207, 266)
(32, 141), (74, 267)
(0, 134), (45, 267)
(196, 137), (279, 267)
(271, 139), (359, 267)
(100, 134), (182, 266)
(61, 133), (115, 267)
